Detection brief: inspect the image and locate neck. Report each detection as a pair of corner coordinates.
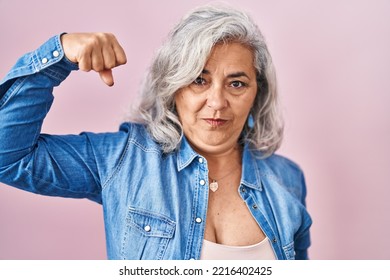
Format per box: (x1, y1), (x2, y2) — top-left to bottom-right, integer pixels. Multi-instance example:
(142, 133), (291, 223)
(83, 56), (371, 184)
(197, 144), (243, 178)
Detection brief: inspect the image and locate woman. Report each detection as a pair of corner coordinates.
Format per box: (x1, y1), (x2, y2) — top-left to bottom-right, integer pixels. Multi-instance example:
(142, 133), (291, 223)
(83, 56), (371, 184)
(0, 5), (311, 259)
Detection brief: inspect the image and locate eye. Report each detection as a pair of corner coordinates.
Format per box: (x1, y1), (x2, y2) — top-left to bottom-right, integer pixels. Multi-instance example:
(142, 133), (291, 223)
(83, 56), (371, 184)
(193, 76), (206, 86)
(230, 81), (247, 88)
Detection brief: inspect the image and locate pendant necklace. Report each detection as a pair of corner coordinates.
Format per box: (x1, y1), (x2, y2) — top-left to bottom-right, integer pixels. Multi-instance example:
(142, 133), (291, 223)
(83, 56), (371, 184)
(208, 164), (241, 192)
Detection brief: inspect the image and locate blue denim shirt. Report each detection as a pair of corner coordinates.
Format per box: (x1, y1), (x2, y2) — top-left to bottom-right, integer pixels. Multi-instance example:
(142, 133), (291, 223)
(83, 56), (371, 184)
(0, 35), (312, 260)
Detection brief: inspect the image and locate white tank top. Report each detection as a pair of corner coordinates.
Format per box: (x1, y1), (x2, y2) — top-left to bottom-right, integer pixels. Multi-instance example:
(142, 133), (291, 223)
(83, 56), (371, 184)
(200, 237), (277, 260)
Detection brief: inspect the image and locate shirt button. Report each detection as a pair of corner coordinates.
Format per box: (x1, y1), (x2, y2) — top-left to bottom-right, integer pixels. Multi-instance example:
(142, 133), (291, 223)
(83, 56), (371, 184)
(41, 58), (48, 64)
(199, 179), (206, 186)
(252, 204), (258, 209)
(241, 187), (246, 193)
(195, 217), (202, 223)
(53, 50), (60, 57)
(144, 225), (151, 232)
(198, 157), (204, 164)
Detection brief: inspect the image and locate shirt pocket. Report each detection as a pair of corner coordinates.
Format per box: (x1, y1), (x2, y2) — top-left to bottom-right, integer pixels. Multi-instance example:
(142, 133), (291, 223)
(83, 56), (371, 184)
(121, 207), (176, 260)
(282, 241), (296, 260)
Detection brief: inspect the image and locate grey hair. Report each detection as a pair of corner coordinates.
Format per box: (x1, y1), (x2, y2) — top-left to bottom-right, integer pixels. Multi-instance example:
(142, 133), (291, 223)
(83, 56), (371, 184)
(130, 4), (283, 157)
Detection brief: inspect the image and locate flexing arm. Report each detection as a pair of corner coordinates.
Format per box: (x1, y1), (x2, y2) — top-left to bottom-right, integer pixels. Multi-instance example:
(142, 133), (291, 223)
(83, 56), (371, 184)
(0, 34), (129, 203)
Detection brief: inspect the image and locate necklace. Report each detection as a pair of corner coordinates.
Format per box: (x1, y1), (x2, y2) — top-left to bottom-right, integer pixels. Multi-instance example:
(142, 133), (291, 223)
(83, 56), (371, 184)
(208, 164), (241, 192)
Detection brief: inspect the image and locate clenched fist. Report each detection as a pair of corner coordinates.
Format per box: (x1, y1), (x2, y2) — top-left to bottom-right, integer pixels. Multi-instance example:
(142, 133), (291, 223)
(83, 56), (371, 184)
(61, 33), (127, 86)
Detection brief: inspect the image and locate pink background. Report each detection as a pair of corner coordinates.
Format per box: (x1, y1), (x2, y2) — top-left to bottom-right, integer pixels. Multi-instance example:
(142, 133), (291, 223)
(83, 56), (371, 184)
(1, 0), (389, 259)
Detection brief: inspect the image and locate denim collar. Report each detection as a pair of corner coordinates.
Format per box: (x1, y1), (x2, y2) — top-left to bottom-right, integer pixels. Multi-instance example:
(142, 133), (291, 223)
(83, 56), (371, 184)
(177, 136), (262, 191)
(240, 143), (263, 191)
(176, 136), (199, 171)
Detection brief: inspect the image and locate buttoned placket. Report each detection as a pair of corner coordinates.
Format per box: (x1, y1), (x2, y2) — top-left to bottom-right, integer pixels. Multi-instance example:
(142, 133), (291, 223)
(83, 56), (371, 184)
(185, 155), (209, 260)
(238, 183), (283, 260)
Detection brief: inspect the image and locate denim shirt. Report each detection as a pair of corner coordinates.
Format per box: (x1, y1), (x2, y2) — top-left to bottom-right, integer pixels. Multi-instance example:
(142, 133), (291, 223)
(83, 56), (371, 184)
(0, 35), (312, 260)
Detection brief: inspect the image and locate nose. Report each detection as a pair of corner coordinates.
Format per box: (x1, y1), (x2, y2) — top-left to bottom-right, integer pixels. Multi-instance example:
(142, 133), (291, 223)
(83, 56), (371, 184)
(206, 85), (227, 111)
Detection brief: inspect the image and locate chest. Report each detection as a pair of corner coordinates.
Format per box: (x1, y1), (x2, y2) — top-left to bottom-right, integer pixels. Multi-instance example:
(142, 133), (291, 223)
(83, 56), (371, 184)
(204, 176), (266, 246)
(101, 153), (292, 259)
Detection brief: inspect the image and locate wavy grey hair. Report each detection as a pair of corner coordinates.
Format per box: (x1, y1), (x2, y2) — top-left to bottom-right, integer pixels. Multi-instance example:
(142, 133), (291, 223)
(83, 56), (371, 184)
(130, 4), (283, 157)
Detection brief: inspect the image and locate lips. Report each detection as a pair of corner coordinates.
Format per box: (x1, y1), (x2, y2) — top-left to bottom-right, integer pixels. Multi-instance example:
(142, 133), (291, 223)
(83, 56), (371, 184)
(203, 118), (228, 127)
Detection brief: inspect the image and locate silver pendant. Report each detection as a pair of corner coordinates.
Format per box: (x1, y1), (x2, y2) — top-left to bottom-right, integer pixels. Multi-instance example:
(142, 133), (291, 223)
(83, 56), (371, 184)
(209, 181), (218, 192)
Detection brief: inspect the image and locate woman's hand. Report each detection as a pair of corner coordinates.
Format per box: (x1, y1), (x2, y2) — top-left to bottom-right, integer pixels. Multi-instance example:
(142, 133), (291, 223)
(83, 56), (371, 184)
(60, 33), (127, 86)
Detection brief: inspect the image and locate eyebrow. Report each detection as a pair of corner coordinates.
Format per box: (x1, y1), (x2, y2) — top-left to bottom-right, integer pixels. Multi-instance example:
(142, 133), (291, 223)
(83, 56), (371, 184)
(201, 69), (250, 79)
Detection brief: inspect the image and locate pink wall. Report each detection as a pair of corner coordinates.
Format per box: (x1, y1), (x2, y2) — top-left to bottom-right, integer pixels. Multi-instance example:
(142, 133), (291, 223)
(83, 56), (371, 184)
(1, 0), (389, 259)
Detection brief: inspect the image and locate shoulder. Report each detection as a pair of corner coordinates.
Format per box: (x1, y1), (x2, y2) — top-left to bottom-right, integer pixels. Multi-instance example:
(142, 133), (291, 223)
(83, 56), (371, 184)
(262, 153), (304, 178)
(248, 147), (303, 176)
(250, 150), (307, 202)
(119, 122), (162, 153)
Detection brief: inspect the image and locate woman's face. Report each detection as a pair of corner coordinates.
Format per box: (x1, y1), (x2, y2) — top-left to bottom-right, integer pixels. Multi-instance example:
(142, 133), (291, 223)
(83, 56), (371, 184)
(175, 42), (257, 155)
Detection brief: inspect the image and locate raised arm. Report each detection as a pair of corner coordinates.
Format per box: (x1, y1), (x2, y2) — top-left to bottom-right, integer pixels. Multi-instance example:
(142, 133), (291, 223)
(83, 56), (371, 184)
(0, 34), (129, 203)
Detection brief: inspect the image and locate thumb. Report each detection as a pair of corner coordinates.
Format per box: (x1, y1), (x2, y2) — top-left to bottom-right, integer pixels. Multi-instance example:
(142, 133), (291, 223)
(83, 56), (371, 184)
(99, 69), (114, 86)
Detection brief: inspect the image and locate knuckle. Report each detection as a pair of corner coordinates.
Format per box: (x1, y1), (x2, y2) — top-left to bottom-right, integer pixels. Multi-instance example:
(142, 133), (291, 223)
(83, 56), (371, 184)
(97, 32), (114, 43)
(105, 61), (116, 69)
(94, 64), (104, 72)
(79, 65), (91, 72)
(117, 54), (127, 65)
(106, 32), (116, 40)
(87, 34), (101, 46)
